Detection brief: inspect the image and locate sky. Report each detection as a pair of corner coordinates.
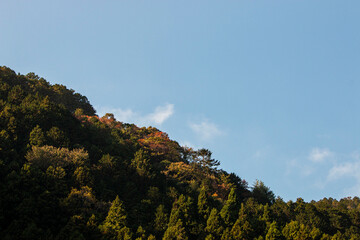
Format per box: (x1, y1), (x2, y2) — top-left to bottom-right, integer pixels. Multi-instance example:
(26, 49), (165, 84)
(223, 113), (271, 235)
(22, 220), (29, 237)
(1, 0), (360, 201)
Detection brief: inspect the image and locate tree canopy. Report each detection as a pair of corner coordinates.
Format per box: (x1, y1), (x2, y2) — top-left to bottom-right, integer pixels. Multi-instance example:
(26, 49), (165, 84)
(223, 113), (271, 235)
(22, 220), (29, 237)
(0, 66), (359, 239)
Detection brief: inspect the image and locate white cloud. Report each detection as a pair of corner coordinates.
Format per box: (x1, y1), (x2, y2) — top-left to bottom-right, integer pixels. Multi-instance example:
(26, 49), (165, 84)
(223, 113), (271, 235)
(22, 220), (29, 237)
(326, 152), (360, 196)
(105, 108), (136, 123)
(309, 148), (333, 163)
(189, 120), (223, 141)
(327, 160), (360, 196)
(96, 103), (174, 126)
(146, 104), (174, 125)
(284, 148), (360, 197)
(327, 161), (360, 181)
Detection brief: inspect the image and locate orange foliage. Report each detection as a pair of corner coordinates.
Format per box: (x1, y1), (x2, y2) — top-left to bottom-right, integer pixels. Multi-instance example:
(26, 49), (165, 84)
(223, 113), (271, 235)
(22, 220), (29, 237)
(138, 131), (180, 162)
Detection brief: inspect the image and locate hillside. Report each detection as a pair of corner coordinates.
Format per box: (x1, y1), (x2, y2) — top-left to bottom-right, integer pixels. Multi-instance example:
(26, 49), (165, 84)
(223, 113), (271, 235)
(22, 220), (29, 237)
(0, 66), (359, 240)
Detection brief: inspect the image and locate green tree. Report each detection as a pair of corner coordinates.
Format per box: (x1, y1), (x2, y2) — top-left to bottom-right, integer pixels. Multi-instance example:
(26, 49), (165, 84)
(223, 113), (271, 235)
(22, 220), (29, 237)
(198, 186), (210, 220)
(192, 149), (220, 173)
(29, 125), (45, 146)
(220, 188), (238, 226)
(154, 204), (169, 234)
(101, 196), (128, 238)
(163, 219), (188, 240)
(265, 222), (283, 240)
(131, 149), (153, 178)
(231, 203), (253, 240)
(46, 126), (69, 147)
(252, 180), (275, 205)
(282, 221), (312, 240)
(220, 228), (231, 240)
(205, 208), (224, 238)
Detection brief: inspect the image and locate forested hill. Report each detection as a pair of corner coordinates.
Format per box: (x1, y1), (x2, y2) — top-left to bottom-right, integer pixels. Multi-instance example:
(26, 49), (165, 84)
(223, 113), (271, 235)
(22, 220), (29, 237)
(0, 66), (360, 240)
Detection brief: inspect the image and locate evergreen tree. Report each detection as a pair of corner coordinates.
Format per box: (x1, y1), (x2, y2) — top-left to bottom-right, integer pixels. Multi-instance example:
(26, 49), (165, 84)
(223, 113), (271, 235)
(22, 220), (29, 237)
(154, 204), (169, 234)
(265, 222), (283, 240)
(230, 203), (254, 240)
(205, 208), (223, 238)
(252, 180), (275, 205)
(282, 221), (312, 240)
(221, 228), (231, 240)
(131, 149), (153, 178)
(29, 125), (45, 146)
(101, 196), (128, 238)
(46, 126), (69, 147)
(163, 219), (188, 240)
(220, 188), (238, 226)
(198, 186), (210, 220)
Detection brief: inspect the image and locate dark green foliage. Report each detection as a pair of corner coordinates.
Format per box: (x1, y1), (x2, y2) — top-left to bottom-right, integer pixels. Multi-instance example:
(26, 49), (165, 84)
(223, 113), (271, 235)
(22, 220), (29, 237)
(230, 203), (254, 239)
(131, 149), (153, 178)
(29, 125), (45, 146)
(100, 196), (130, 239)
(198, 186), (210, 220)
(154, 205), (169, 234)
(252, 180), (275, 205)
(265, 222), (283, 240)
(220, 188), (238, 226)
(205, 208), (223, 238)
(163, 219), (188, 240)
(1, 66), (360, 239)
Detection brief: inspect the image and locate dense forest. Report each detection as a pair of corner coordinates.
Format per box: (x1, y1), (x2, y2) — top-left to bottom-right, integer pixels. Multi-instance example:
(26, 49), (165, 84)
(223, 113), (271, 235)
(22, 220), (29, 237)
(0, 66), (359, 240)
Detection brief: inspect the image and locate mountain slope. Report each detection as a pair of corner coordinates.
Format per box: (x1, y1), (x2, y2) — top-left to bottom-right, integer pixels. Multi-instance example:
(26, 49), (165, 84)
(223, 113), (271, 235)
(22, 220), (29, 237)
(0, 66), (359, 240)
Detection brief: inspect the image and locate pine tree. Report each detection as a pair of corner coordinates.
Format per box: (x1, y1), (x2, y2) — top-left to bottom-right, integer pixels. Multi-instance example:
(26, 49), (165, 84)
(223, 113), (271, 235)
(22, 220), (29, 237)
(29, 125), (45, 146)
(265, 222), (282, 240)
(131, 149), (153, 178)
(198, 186), (210, 220)
(154, 204), (169, 233)
(221, 228), (231, 240)
(101, 196), (128, 238)
(231, 203), (254, 240)
(205, 208), (224, 237)
(220, 188), (238, 226)
(163, 219), (188, 240)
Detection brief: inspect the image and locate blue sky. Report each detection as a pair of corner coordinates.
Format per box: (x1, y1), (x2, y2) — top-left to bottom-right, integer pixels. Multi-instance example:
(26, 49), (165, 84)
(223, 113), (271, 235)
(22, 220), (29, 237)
(1, 0), (360, 201)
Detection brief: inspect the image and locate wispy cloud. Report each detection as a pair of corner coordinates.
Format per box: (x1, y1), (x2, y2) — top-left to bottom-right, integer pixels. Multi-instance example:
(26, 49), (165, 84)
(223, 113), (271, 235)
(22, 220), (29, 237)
(285, 148), (360, 197)
(146, 104), (174, 125)
(286, 159), (315, 176)
(309, 148), (333, 163)
(97, 103), (174, 126)
(327, 158), (360, 196)
(189, 120), (223, 141)
(327, 162), (358, 181)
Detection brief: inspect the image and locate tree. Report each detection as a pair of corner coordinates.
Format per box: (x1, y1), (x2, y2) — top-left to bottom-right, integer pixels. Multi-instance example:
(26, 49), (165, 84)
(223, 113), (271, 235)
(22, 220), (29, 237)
(192, 149), (220, 173)
(282, 221), (312, 240)
(205, 208), (224, 238)
(163, 219), (188, 240)
(131, 149), (153, 178)
(101, 196), (128, 238)
(29, 125), (45, 146)
(46, 126), (69, 147)
(154, 204), (169, 234)
(252, 180), (275, 205)
(265, 222), (283, 240)
(231, 203), (254, 239)
(220, 188), (238, 226)
(198, 186), (210, 220)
